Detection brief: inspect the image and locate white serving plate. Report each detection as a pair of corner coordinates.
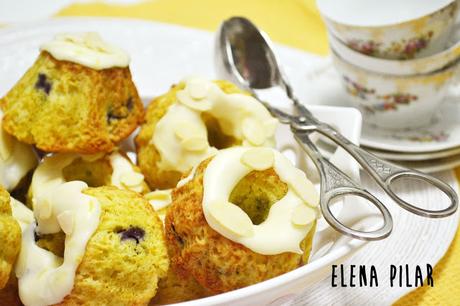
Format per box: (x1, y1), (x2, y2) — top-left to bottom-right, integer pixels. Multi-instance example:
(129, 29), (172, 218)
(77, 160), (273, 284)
(0, 18), (458, 306)
(0, 18), (369, 306)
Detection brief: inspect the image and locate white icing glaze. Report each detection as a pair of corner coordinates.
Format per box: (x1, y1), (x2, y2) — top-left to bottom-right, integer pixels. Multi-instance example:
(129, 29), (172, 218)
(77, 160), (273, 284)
(0, 111), (37, 191)
(19, 154), (102, 305)
(202, 147), (318, 255)
(40, 32), (130, 70)
(151, 77), (278, 173)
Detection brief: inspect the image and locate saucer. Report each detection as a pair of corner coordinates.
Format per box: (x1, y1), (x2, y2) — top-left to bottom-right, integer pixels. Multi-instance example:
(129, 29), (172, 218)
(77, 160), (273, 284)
(391, 153), (460, 173)
(361, 99), (460, 152)
(366, 145), (460, 161)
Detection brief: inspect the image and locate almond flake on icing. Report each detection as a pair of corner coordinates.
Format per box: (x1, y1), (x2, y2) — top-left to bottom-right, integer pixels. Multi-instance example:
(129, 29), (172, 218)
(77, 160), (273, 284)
(290, 169), (319, 207)
(291, 205), (316, 226)
(38, 199), (52, 220)
(242, 118), (265, 146)
(241, 148), (274, 171)
(181, 137), (208, 152)
(120, 171), (144, 187)
(177, 90), (212, 111)
(0, 128), (13, 161)
(208, 200), (254, 237)
(57, 211), (75, 235)
(187, 79), (210, 99)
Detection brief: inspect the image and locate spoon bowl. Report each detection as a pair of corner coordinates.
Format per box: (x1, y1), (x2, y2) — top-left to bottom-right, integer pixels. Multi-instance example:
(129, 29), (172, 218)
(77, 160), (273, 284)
(216, 17), (285, 91)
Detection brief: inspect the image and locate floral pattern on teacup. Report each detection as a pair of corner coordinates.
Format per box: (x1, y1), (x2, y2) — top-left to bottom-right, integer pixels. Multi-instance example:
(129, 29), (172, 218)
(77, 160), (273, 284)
(347, 31), (434, 59)
(342, 76), (419, 113)
(343, 76), (375, 99)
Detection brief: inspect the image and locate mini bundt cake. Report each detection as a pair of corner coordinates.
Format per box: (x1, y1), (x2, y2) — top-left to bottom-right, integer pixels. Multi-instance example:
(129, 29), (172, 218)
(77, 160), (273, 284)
(16, 185), (169, 305)
(165, 147), (318, 293)
(0, 32), (144, 153)
(0, 188), (21, 289)
(0, 110), (37, 192)
(135, 77), (278, 190)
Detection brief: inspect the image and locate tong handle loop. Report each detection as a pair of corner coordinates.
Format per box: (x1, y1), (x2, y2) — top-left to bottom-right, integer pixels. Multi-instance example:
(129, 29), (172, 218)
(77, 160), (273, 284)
(315, 124), (458, 218)
(294, 132), (393, 241)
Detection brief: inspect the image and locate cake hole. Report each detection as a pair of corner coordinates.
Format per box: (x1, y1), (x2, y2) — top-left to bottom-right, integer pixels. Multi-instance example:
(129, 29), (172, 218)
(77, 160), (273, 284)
(229, 169), (288, 225)
(35, 231), (66, 258)
(62, 157), (113, 187)
(201, 113), (238, 150)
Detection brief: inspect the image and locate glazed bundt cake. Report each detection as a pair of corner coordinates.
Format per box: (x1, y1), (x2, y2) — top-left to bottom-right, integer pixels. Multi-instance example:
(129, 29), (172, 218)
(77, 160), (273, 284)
(165, 147), (318, 293)
(135, 77), (278, 190)
(0, 32), (144, 154)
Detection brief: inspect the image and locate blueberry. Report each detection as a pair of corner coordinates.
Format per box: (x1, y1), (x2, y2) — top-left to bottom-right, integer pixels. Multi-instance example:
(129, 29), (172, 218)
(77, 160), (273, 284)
(118, 226), (145, 244)
(35, 73), (52, 95)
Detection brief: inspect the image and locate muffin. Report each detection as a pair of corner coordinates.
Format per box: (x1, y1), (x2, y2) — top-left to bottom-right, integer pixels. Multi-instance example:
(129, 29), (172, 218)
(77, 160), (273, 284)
(0, 32), (144, 154)
(0, 188), (21, 289)
(165, 147), (318, 293)
(16, 186), (169, 305)
(135, 77), (278, 190)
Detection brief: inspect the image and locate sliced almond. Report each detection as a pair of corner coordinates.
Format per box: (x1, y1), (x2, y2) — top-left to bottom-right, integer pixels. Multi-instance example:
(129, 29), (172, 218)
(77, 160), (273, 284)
(0, 128), (13, 161)
(242, 118), (265, 146)
(208, 200), (254, 237)
(241, 148), (274, 171)
(57, 210), (75, 235)
(181, 137), (208, 152)
(291, 204), (316, 226)
(177, 90), (212, 111)
(290, 169), (319, 207)
(120, 171), (144, 187)
(187, 79), (209, 99)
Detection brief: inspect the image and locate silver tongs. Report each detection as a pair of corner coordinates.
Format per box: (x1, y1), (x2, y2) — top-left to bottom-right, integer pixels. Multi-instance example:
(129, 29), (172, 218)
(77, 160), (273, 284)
(215, 17), (458, 241)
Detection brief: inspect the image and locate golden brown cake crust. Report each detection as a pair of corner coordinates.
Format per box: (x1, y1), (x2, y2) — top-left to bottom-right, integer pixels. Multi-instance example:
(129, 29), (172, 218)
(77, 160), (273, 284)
(164, 158), (315, 294)
(0, 188), (21, 290)
(1, 52), (144, 154)
(150, 266), (212, 305)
